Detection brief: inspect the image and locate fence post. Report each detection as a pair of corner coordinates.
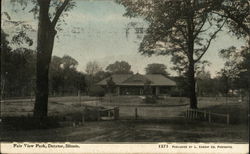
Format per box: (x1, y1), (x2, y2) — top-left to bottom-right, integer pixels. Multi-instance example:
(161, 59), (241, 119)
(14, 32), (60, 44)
(135, 108), (138, 120)
(208, 111), (211, 123)
(227, 114), (230, 125)
(186, 109), (189, 119)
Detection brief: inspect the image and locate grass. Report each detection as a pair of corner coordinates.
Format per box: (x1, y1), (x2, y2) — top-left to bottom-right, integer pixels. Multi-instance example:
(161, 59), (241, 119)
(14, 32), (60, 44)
(0, 96), (248, 142)
(200, 102), (249, 125)
(1, 118), (248, 142)
(1, 116), (60, 130)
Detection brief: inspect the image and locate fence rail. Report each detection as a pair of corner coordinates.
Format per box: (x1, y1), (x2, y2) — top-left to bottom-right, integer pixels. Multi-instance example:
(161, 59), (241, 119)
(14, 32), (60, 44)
(186, 108), (230, 125)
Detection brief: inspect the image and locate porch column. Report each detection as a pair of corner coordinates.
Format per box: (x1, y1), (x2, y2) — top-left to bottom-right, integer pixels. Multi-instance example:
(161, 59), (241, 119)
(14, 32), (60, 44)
(155, 87), (160, 95)
(117, 87), (120, 95)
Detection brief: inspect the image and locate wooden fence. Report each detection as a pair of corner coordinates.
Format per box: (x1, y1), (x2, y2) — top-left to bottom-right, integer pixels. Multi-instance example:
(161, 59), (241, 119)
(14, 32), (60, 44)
(186, 108), (230, 125)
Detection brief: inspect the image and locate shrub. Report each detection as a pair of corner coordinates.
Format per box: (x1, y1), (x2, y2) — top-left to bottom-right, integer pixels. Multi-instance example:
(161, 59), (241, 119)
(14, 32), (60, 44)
(170, 88), (189, 97)
(89, 86), (105, 97)
(143, 95), (157, 104)
(83, 106), (106, 121)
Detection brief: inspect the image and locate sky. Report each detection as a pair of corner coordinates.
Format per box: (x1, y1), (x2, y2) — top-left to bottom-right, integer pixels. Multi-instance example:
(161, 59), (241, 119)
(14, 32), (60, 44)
(1, 0), (246, 77)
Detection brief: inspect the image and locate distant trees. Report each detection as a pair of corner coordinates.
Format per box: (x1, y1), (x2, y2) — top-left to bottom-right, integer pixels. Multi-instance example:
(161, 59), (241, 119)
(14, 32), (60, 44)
(196, 70), (214, 97)
(49, 55), (86, 96)
(106, 61), (133, 74)
(94, 71), (111, 83)
(1, 29), (36, 98)
(85, 61), (102, 77)
(0, 30), (86, 98)
(85, 61), (103, 94)
(145, 63), (169, 76)
(218, 46), (250, 99)
(237, 50), (250, 102)
(1, 30), (12, 99)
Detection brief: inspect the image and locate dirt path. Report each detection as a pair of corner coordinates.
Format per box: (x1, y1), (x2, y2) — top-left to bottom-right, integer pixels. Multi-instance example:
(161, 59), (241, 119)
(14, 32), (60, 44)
(1, 118), (248, 142)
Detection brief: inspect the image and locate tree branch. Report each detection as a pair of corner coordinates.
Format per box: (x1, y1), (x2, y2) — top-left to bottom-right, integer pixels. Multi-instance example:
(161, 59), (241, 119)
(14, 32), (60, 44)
(51, 0), (70, 29)
(212, 10), (250, 36)
(177, 25), (188, 41)
(194, 20), (226, 63)
(193, 15), (207, 39)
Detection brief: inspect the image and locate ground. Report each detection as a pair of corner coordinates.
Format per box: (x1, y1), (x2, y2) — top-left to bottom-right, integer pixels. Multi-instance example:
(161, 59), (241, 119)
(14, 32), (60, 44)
(0, 96), (249, 142)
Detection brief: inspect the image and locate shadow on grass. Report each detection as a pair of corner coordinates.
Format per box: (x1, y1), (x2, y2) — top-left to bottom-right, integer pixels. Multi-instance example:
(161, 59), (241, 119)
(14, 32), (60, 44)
(200, 102), (249, 125)
(1, 116), (60, 130)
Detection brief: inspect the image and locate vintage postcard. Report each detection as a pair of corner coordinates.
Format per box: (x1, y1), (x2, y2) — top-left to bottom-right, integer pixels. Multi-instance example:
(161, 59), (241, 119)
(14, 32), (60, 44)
(1, 0), (249, 153)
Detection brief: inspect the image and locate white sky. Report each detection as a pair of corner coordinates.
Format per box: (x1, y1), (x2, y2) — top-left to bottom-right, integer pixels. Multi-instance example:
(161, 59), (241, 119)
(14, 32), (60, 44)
(1, 0), (246, 77)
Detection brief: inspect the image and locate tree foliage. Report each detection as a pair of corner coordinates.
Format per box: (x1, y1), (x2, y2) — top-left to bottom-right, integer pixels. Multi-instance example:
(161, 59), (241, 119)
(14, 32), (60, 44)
(0, 31), (86, 98)
(218, 45), (250, 97)
(212, 0), (250, 38)
(1, 29), (36, 97)
(106, 61), (133, 74)
(85, 61), (102, 76)
(145, 63), (169, 75)
(49, 55), (86, 96)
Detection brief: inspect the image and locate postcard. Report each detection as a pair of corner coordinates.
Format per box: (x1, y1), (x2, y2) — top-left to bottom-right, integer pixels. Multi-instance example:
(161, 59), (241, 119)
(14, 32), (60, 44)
(1, 0), (249, 153)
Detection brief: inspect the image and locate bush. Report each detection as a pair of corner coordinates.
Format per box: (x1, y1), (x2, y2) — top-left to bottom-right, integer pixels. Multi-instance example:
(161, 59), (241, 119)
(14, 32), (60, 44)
(143, 95), (157, 104)
(89, 86), (105, 97)
(170, 88), (189, 97)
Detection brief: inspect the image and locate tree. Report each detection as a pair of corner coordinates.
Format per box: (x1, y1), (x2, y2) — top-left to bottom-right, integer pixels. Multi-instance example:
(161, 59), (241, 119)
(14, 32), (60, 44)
(145, 63), (169, 75)
(5, 0), (76, 118)
(1, 30), (12, 100)
(196, 69), (214, 96)
(214, 0), (249, 103)
(237, 49), (250, 103)
(94, 70), (111, 83)
(212, 0), (249, 39)
(49, 55), (85, 96)
(85, 61), (102, 76)
(34, 0), (75, 118)
(49, 56), (63, 95)
(106, 61), (133, 74)
(118, 0), (226, 108)
(75, 72), (86, 94)
(85, 61), (102, 93)
(1, 29), (36, 98)
(219, 46), (250, 101)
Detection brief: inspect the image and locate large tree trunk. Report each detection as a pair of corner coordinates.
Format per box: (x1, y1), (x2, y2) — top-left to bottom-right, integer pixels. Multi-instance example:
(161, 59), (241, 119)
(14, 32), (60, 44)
(186, 15), (198, 109)
(188, 60), (198, 109)
(248, 39), (250, 105)
(33, 0), (56, 118)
